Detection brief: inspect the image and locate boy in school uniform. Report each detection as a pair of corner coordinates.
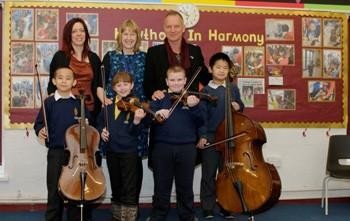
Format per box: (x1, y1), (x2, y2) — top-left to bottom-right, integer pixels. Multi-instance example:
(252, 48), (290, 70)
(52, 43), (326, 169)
(149, 65), (204, 221)
(197, 52), (245, 219)
(34, 66), (92, 221)
(96, 71), (147, 221)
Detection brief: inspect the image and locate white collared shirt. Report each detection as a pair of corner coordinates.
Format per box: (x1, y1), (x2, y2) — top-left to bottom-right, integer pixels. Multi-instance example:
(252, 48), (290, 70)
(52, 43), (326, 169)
(208, 80), (226, 89)
(54, 90), (76, 101)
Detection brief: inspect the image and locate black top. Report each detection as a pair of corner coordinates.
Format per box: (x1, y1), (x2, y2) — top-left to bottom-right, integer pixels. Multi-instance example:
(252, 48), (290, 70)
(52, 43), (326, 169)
(144, 44), (211, 99)
(48, 50), (102, 119)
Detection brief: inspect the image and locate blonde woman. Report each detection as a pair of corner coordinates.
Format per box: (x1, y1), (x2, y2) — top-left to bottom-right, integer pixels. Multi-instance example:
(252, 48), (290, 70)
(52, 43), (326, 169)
(102, 19), (147, 221)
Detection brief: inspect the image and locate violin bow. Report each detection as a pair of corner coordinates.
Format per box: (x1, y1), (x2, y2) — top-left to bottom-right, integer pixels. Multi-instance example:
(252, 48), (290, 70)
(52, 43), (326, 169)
(203, 132), (247, 149)
(35, 64), (49, 142)
(168, 66), (202, 117)
(100, 65), (109, 131)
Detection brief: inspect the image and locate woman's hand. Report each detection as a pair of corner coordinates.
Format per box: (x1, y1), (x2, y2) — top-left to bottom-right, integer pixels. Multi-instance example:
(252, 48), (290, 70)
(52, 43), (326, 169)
(152, 90), (165, 101)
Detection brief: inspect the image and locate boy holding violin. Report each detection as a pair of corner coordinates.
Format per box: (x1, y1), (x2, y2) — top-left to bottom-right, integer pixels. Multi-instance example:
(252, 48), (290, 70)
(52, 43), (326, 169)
(149, 65), (204, 221)
(197, 52), (244, 219)
(34, 66), (92, 221)
(96, 71), (147, 221)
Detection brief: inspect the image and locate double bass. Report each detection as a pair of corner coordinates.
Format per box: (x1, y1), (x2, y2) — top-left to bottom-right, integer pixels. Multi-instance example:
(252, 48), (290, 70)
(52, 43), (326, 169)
(215, 76), (281, 218)
(58, 94), (106, 202)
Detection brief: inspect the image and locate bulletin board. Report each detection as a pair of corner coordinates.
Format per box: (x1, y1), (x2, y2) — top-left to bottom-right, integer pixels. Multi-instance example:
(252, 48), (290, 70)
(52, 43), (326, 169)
(2, 1), (348, 129)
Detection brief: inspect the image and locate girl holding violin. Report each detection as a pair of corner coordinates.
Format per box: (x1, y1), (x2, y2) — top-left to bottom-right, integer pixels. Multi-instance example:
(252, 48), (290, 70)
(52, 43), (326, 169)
(149, 65), (204, 221)
(96, 72), (148, 221)
(102, 20), (148, 215)
(197, 52), (244, 219)
(34, 67), (92, 221)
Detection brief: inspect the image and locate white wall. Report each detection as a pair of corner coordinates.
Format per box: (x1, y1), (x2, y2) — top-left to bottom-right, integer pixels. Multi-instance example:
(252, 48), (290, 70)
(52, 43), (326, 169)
(1, 127), (350, 203)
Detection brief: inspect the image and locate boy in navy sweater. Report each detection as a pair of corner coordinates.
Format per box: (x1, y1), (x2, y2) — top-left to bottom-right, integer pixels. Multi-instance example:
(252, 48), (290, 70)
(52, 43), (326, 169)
(149, 65), (204, 221)
(96, 72), (147, 221)
(197, 52), (244, 219)
(34, 67), (91, 221)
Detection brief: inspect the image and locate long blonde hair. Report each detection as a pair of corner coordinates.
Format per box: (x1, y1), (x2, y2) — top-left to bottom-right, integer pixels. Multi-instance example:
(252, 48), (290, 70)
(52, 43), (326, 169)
(116, 19), (141, 52)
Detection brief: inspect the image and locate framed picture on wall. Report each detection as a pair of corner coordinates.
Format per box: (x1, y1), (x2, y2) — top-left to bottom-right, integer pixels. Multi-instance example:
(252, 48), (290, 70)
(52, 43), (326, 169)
(302, 17), (322, 47)
(323, 49), (341, 78)
(66, 13), (99, 36)
(11, 42), (34, 75)
(241, 85), (254, 108)
(34, 75), (49, 108)
(266, 44), (295, 66)
(244, 46), (264, 76)
(302, 48), (322, 78)
(268, 89), (296, 110)
(36, 42), (58, 75)
(265, 18), (294, 41)
(11, 76), (34, 108)
(323, 19), (342, 48)
(35, 9), (59, 41)
(89, 38), (99, 56)
(222, 45), (243, 76)
(11, 8), (34, 40)
(101, 40), (117, 58)
(308, 80), (335, 102)
(267, 66), (284, 86)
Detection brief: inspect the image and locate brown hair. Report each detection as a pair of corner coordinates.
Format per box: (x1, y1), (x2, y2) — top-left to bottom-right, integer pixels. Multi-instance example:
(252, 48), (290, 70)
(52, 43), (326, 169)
(61, 17), (91, 60)
(111, 71), (133, 87)
(116, 19), (141, 52)
(166, 65), (186, 77)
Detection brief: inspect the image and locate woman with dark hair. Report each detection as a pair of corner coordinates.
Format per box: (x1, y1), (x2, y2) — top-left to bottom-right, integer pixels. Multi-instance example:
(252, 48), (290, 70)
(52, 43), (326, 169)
(48, 17), (103, 126)
(47, 17), (103, 221)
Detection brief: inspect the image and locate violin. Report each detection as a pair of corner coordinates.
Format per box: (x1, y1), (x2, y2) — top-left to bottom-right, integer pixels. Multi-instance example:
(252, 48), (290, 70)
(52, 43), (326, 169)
(170, 91), (218, 105)
(117, 96), (164, 123)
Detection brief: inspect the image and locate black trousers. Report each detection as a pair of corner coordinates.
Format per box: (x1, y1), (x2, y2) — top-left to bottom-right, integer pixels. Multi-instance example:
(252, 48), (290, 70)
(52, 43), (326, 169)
(150, 142), (197, 221)
(106, 151), (139, 205)
(45, 148), (92, 221)
(199, 146), (221, 211)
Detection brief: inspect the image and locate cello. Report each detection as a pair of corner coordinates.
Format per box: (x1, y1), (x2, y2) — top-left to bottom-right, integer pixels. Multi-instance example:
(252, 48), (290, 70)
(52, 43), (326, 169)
(58, 93), (106, 204)
(214, 76), (281, 219)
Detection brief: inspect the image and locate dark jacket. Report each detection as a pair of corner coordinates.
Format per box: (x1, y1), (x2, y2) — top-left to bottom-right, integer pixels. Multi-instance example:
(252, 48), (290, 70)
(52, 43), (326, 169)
(144, 44), (211, 99)
(48, 50), (102, 120)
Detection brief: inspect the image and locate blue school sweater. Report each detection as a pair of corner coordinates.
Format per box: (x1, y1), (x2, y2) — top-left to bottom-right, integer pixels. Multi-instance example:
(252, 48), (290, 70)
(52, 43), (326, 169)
(34, 94), (81, 149)
(198, 82), (244, 142)
(96, 100), (144, 153)
(150, 93), (204, 144)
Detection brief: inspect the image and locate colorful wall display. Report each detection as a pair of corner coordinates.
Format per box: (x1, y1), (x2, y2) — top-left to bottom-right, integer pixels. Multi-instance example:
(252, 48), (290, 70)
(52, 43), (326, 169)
(1, 1), (348, 129)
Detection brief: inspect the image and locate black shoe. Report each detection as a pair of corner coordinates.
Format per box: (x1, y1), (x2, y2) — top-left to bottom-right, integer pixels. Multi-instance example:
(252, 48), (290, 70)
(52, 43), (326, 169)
(203, 210), (214, 219)
(219, 209), (235, 219)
